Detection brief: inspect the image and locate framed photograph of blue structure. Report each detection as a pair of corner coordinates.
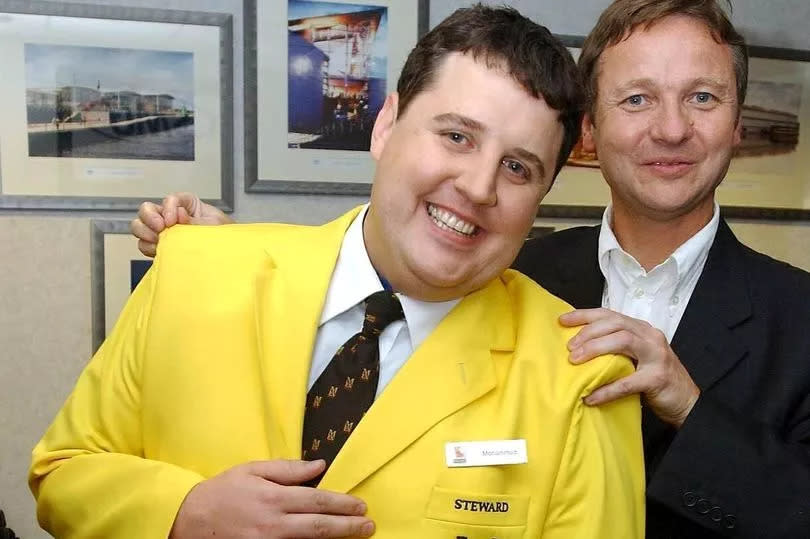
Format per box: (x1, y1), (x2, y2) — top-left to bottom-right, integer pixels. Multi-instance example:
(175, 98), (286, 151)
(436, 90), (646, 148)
(244, 0), (429, 194)
(90, 220), (153, 353)
(0, 1), (233, 211)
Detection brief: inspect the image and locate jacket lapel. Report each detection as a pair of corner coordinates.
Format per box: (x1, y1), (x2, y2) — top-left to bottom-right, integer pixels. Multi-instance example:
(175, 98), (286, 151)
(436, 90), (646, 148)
(254, 209), (361, 459)
(555, 226), (604, 308)
(319, 279), (512, 493)
(671, 219), (751, 391)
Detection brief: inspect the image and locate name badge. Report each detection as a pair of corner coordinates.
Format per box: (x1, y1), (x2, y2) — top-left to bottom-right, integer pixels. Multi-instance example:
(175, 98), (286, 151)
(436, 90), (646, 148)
(445, 439), (528, 467)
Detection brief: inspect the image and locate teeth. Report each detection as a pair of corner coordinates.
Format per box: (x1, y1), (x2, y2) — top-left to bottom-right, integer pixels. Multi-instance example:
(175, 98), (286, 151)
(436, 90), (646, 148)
(427, 204), (478, 237)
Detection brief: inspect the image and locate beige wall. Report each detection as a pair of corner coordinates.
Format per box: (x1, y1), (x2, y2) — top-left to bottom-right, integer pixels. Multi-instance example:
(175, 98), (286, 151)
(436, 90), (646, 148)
(3, 0), (810, 537)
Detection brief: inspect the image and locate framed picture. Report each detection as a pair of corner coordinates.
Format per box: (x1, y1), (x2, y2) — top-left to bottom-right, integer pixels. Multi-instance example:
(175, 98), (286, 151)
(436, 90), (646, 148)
(543, 36), (810, 220)
(0, 1), (233, 211)
(90, 220), (153, 353)
(244, 0), (429, 194)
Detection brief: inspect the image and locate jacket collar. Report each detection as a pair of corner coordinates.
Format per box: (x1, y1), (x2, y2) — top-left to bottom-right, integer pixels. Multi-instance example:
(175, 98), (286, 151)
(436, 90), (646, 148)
(254, 207), (361, 459)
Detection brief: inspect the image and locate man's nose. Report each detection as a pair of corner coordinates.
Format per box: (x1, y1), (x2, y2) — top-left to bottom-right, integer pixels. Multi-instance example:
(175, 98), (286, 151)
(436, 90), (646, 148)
(453, 162), (498, 206)
(650, 100), (694, 145)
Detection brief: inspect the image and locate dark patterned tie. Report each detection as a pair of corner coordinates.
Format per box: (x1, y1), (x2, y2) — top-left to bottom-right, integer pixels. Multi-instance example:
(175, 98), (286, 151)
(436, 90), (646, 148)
(301, 291), (404, 485)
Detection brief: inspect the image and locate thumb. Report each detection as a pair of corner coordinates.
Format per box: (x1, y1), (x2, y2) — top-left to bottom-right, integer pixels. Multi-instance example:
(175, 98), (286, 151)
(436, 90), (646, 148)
(246, 459), (326, 486)
(175, 191), (202, 218)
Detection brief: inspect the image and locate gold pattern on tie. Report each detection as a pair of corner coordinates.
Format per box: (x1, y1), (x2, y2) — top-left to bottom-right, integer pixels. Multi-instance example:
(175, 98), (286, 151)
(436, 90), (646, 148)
(301, 291), (404, 486)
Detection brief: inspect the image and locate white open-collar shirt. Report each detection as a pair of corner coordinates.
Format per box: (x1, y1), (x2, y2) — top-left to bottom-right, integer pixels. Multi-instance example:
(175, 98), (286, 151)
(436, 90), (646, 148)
(597, 203), (720, 342)
(309, 205), (460, 398)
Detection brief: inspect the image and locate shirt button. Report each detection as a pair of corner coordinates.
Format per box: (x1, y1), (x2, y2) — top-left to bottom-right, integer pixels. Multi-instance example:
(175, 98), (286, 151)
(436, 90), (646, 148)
(633, 288), (644, 298)
(671, 295), (680, 305)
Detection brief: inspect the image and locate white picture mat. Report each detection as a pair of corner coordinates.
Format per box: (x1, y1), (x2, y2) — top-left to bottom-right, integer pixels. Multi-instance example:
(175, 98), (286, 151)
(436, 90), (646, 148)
(0, 13), (222, 199)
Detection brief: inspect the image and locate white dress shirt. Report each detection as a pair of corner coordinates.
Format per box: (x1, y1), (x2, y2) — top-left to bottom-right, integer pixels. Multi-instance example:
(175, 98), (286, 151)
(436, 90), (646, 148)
(597, 203), (719, 342)
(309, 205), (460, 398)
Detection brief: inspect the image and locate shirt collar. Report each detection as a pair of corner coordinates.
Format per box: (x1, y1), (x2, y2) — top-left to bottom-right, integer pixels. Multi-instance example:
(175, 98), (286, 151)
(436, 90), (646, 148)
(319, 204), (460, 350)
(597, 202), (720, 281)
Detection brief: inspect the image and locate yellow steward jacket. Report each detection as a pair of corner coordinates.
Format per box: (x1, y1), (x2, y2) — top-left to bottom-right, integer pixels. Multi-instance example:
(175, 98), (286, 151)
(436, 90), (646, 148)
(30, 207), (644, 538)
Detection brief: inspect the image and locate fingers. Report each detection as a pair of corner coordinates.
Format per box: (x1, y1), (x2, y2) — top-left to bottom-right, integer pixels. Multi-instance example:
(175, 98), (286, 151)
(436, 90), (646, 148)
(130, 217), (159, 244)
(583, 373), (644, 406)
(177, 206), (191, 225)
(137, 239), (157, 258)
(569, 329), (638, 364)
(278, 486), (367, 516)
(558, 307), (612, 327)
(135, 201), (166, 235)
(247, 459), (326, 485)
(163, 192), (200, 226)
(282, 514), (375, 538)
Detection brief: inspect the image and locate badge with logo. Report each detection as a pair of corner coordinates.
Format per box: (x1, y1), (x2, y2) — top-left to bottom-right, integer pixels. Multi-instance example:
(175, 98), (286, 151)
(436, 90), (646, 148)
(445, 439), (528, 467)
(451, 445), (466, 464)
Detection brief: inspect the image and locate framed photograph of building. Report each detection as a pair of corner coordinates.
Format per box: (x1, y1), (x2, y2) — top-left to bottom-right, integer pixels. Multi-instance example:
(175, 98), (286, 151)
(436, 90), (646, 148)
(90, 220), (153, 353)
(542, 36), (810, 220)
(245, 0), (429, 194)
(0, 1), (233, 211)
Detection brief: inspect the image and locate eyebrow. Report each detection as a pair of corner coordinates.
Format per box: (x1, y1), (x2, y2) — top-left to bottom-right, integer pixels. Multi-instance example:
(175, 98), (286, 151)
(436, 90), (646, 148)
(610, 77), (732, 96)
(432, 113), (548, 179)
(432, 112), (485, 132)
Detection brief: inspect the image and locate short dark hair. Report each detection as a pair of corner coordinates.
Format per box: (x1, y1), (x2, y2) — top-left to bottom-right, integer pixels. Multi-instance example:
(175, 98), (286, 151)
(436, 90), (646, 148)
(396, 4), (584, 178)
(580, 0), (748, 119)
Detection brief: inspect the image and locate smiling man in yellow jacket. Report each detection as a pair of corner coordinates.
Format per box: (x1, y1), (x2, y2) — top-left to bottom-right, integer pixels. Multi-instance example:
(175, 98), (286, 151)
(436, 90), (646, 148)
(30, 6), (644, 538)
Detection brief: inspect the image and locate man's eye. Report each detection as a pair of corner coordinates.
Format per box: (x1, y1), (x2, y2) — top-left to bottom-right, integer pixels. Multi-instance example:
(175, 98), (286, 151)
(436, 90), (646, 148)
(446, 132), (468, 144)
(692, 92), (714, 104)
(625, 95), (646, 106)
(502, 159), (528, 178)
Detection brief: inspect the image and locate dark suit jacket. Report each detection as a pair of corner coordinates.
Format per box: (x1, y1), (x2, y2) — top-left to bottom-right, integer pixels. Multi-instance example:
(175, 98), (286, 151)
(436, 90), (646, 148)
(512, 220), (810, 538)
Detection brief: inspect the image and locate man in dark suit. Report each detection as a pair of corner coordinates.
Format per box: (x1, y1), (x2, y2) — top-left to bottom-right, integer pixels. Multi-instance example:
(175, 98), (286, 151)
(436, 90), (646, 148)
(130, 1), (810, 537)
(516, 1), (810, 537)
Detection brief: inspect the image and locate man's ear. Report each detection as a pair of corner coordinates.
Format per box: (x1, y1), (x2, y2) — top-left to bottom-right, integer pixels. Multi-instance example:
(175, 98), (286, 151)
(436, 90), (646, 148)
(732, 111), (742, 147)
(370, 92), (399, 160)
(581, 112), (596, 153)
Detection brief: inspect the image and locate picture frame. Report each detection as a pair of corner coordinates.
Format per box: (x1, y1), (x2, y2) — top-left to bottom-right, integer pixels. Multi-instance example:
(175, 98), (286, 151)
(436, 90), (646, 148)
(90, 220), (153, 353)
(543, 35), (810, 220)
(244, 0), (429, 195)
(0, 0), (234, 211)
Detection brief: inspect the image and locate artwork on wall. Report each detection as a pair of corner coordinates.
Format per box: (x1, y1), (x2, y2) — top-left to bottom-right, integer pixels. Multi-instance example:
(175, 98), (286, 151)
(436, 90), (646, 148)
(542, 36), (810, 220)
(90, 220), (153, 353)
(0, 1), (233, 211)
(244, 0), (429, 194)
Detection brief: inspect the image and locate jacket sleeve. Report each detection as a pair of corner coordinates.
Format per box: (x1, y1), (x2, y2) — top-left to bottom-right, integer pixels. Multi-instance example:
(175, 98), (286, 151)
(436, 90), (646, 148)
(541, 356), (646, 539)
(647, 391), (810, 537)
(29, 260), (205, 539)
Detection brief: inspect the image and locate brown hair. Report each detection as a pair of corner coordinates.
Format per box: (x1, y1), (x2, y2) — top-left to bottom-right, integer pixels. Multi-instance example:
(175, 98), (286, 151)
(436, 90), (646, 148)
(396, 4), (584, 178)
(579, 0), (748, 119)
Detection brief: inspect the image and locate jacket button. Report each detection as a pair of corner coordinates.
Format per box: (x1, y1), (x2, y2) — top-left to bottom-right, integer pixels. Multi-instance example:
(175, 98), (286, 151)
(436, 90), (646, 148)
(696, 499), (711, 514)
(724, 515), (736, 529)
(683, 491), (698, 507)
(709, 507), (722, 522)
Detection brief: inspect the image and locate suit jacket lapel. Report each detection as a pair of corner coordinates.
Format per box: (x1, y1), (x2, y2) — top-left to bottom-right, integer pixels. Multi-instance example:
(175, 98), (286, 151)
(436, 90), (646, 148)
(254, 209), (360, 459)
(319, 279), (511, 493)
(671, 219), (751, 391)
(556, 226), (604, 308)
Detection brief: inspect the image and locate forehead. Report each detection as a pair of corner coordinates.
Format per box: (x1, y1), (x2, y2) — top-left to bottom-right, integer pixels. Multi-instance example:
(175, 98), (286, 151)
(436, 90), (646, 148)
(596, 15), (735, 90)
(409, 53), (561, 133)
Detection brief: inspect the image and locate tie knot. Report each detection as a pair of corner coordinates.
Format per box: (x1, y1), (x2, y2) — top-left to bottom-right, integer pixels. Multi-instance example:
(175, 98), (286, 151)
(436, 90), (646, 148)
(362, 291), (404, 337)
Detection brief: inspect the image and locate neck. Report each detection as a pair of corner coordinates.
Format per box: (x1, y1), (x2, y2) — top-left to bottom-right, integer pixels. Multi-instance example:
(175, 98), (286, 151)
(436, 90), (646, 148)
(610, 202), (714, 271)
